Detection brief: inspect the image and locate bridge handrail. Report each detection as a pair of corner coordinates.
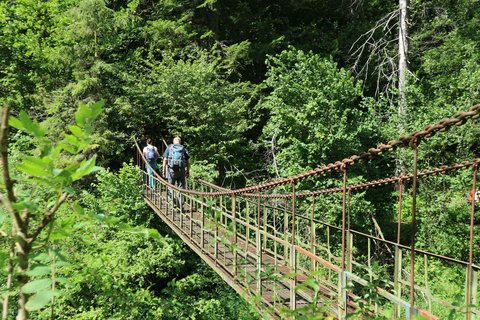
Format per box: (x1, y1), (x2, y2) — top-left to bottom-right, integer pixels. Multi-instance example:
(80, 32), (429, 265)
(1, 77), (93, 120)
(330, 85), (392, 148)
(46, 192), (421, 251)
(199, 159), (479, 198)
(136, 104), (479, 196)
(252, 158), (480, 198)
(198, 175), (480, 270)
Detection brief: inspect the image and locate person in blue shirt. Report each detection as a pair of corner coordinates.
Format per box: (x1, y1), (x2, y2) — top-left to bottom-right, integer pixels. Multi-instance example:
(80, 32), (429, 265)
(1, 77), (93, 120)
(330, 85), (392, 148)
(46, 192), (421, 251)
(142, 138), (160, 188)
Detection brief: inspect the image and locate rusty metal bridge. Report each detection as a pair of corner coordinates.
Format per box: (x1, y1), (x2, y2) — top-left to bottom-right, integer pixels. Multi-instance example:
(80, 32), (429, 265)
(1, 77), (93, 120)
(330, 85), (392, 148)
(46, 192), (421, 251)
(135, 105), (480, 319)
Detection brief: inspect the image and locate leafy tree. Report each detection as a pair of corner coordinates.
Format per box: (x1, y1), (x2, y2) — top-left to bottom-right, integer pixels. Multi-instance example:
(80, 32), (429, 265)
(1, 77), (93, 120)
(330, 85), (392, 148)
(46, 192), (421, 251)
(261, 48), (378, 180)
(1, 101), (102, 319)
(125, 51), (260, 184)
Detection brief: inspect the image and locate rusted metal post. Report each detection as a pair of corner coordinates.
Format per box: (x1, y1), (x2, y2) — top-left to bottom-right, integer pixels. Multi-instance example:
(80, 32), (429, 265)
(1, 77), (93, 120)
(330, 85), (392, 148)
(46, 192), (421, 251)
(409, 140), (419, 318)
(201, 185), (205, 250)
(394, 178), (404, 318)
(232, 195), (237, 275)
(273, 205), (278, 262)
(466, 163), (478, 320)
(346, 189), (352, 274)
(339, 166), (348, 317)
(256, 189), (262, 296)
(284, 198), (289, 261)
(215, 196), (219, 263)
(290, 180), (297, 311)
(311, 196), (316, 271)
(263, 204), (268, 250)
(189, 183), (193, 240)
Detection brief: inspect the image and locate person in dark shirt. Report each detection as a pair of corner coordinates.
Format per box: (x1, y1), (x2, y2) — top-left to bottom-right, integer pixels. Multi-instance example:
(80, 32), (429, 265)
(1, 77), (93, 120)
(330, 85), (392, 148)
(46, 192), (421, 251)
(162, 136), (190, 209)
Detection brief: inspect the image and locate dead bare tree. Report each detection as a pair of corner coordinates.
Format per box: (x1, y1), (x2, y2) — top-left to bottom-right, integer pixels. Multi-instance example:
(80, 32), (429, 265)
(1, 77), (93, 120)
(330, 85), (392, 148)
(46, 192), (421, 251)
(349, 1), (411, 175)
(396, 0), (409, 176)
(349, 8), (399, 98)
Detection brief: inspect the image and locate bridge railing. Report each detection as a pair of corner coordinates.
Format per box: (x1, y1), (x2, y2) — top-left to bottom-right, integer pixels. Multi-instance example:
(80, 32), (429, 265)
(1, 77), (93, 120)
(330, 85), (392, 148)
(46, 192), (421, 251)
(135, 104), (480, 319)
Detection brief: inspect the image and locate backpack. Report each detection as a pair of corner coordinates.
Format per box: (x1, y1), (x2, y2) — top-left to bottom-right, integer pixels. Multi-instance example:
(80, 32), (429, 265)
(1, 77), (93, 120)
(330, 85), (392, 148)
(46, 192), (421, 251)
(146, 145), (157, 161)
(167, 144), (186, 171)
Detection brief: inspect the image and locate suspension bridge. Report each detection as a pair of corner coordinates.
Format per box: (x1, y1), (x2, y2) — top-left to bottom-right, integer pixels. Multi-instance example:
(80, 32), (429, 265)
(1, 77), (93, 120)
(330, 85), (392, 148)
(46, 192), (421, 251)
(135, 105), (480, 319)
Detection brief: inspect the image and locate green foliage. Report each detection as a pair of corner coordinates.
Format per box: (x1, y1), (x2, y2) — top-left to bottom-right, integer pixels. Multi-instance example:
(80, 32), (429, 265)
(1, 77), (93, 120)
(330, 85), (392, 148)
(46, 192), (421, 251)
(24, 163), (256, 320)
(0, 101), (104, 319)
(261, 48), (378, 179)
(125, 51), (259, 182)
(10, 101), (103, 188)
(2, 0), (480, 318)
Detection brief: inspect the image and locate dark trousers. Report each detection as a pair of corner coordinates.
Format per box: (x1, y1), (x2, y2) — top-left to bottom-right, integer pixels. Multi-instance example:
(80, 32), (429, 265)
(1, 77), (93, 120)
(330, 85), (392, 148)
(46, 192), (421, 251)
(167, 168), (186, 208)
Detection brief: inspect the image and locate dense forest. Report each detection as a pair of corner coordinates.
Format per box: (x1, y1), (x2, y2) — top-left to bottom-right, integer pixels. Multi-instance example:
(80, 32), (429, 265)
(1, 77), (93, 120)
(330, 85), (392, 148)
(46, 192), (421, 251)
(1, 0), (480, 319)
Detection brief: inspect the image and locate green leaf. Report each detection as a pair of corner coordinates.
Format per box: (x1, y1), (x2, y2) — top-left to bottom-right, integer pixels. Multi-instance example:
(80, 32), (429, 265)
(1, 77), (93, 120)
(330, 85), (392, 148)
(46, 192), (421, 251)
(10, 111), (45, 138)
(21, 279), (52, 294)
(59, 141), (77, 154)
(73, 202), (85, 215)
(55, 261), (71, 268)
(148, 228), (161, 241)
(72, 155), (98, 181)
(90, 100), (104, 120)
(0, 210), (7, 225)
(68, 125), (84, 138)
(75, 100), (103, 128)
(25, 290), (54, 311)
(0, 250), (8, 269)
(17, 157), (51, 178)
(303, 278), (320, 292)
(32, 253), (50, 262)
(64, 134), (81, 148)
(55, 277), (71, 285)
(74, 103), (90, 127)
(9, 116), (24, 130)
(26, 266), (51, 277)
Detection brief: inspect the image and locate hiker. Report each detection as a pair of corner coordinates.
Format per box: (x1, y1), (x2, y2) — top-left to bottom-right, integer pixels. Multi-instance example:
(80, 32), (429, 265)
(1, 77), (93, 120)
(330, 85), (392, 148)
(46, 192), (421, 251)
(143, 138), (160, 189)
(162, 136), (190, 209)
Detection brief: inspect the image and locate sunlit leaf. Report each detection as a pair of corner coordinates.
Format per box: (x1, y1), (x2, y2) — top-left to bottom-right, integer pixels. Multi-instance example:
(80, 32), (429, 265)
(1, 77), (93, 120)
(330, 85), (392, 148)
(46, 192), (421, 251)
(0, 251), (7, 269)
(64, 134), (81, 148)
(9, 116), (24, 130)
(21, 279), (52, 294)
(25, 290), (54, 311)
(26, 266), (51, 277)
(68, 125), (84, 138)
(73, 202), (85, 215)
(75, 103), (89, 127)
(72, 155), (99, 180)
(17, 157), (51, 178)
(32, 253), (50, 262)
(10, 111), (45, 138)
(90, 100), (104, 119)
(55, 277), (71, 285)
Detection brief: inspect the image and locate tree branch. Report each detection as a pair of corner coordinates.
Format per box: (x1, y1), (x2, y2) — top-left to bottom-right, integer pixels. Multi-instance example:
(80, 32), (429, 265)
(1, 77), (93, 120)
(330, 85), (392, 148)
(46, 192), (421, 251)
(348, 9), (400, 97)
(0, 106), (19, 223)
(29, 192), (69, 244)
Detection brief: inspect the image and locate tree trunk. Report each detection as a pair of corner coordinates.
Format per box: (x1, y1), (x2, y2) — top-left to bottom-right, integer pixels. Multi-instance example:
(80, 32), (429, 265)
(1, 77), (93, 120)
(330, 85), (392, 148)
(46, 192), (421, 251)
(397, 0), (409, 176)
(15, 227), (30, 320)
(398, 0), (409, 113)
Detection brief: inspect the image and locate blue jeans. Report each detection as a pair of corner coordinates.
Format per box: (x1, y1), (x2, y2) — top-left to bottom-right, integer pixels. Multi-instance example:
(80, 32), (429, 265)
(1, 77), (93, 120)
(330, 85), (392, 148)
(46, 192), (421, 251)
(146, 160), (158, 189)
